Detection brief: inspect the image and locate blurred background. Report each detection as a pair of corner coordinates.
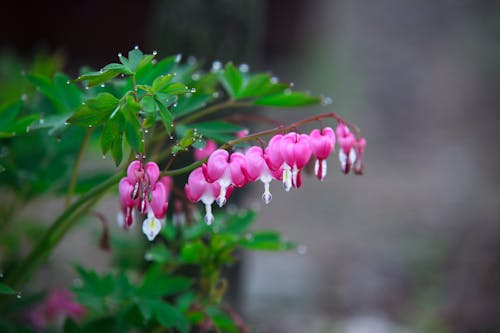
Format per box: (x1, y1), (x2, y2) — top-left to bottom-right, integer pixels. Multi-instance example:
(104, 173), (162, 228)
(2, 0), (500, 332)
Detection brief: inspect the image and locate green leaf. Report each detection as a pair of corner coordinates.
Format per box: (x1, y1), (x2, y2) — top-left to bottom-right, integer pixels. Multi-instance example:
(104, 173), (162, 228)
(101, 112), (125, 155)
(142, 95), (156, 114)
(239, 230), (296, 251)
(163, 82), (190, 95)
(138, 273), (192, 298)
(221, 210), (256, 235)
(67, 93), (119, 127)
(156, 100), (173, 135)
(180, 241), (205, 264)
(237, 74), (289, 99)
(0, 282), (16, 295)
(27, 74), (64, 111)
(255, 91), (321, 107)
(102, 63), (133, 75)
(186, 121), (243, 134)
(125, 122), (142, 153)
(127, 49), (144, 72)
(63, 318), (81, 333)
(171, 94), (213, 118)
(111, 135), (123, 166)
(0, 102), (22, 130)
(146, 300), (188, 333)
(206, 307), (239, 333)
(144, 243), (172, 263)
(54, 72), (83, 111)
(74, 69), (124, 87)
(136, 55), (178, 85)
(219, 62), (243, 97)
(151, 74), (175, 92)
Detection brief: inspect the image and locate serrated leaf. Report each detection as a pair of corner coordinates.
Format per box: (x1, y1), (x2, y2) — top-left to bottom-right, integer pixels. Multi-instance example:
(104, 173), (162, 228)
(0, 282), (16, 295)
(67, 93), (119, 127)
(254, 91), (321, 107)
(219, 62), (243, 97)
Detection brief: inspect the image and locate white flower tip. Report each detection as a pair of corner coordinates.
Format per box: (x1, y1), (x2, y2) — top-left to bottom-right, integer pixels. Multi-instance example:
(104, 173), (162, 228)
(262, 192), (272, 204)
(142, 217), (162, 241)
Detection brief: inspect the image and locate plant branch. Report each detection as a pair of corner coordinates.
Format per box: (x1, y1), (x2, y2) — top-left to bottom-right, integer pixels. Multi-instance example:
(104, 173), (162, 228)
(65, 128), (92, 208)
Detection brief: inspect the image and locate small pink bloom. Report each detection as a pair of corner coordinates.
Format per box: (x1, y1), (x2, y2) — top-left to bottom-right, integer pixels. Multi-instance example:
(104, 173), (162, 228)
(265, 134), (285, 171)
(29, 289), (86, 330)
(336, 123), (357, 174)
(202, 149), (247, 207)
(279, 132), (312, 190)
(185, 167), (221, 224)
(118, 160), (172, 240)
(309, 127), (336, 181)
(243, 146), (277, 204)
(236, 129), (249, 139)
(194, 140), (217, 161)
(353, 137), (366, 175)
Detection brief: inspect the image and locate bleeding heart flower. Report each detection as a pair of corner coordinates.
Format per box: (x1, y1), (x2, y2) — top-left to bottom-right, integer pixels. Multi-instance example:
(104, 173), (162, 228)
(185, 167), (222, 225)
(194, 139), (217, 161)
(309, 127), (336, 181)
(353, 137), (366, 175)
(336, 123), (356, 174)
(202, 149), (247, 207)
(243, 146), (280, 204)
(279, 132), (312, 190)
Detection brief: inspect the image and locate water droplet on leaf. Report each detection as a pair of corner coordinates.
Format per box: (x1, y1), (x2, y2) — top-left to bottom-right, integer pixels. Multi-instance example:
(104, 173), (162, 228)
(239, 63), (249, 72)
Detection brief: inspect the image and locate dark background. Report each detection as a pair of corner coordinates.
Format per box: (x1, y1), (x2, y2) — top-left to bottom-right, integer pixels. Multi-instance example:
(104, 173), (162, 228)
(2, 1), (500, 332)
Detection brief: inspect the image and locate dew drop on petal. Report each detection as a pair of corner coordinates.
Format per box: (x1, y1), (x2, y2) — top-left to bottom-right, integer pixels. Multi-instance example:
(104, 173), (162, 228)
(152, 50), (158, 55)
(175, 54), (182, 63)
(134, 45), (139, 50)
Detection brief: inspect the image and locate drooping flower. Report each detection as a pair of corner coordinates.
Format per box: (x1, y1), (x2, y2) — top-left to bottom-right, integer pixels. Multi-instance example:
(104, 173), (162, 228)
(194, 139), (217, 161)
(279, 132), (312, 190)
(353, 137), (366, 175)
(118, 160), (171, 241)
(336, 123), (357, 174)
(185, 167), (222, 225)
(309, 127), (336, 181)
(243, 146), (280, 204)
(202, 149), (247, 207)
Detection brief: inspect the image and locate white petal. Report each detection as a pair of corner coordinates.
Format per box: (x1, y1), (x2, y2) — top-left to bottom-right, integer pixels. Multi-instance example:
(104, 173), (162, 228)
(142, 216), (162, 241)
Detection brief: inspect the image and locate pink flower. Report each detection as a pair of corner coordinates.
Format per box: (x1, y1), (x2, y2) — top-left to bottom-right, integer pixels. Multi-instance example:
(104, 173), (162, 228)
(29, 289), (86, 330)
(118, 160), (171, 241)
(194, 140), (217, 161)
(185, 167), (222, 225)
(236, 129), (249, 139)
(202, 149), (247, 207)
(309, 127), (336, 181)
(279, 132), (312, 190)
(243, 146), (279, 204)
(336, 123), (357, 174)
(353, 137), (366, 175)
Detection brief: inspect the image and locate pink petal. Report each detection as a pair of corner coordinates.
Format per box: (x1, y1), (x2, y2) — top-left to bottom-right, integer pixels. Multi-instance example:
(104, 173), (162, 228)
(145, 161), (160, 185)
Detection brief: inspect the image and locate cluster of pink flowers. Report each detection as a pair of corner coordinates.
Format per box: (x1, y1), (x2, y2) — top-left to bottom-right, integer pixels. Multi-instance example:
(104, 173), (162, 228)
(118, 160), (172, 241)
(186, 123), (366, 225)
(28, 289), (85, 330)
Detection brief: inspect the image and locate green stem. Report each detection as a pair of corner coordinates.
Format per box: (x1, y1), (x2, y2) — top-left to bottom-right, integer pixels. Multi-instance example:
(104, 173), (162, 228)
(5, 172), (123, 289)
(65, 129), (92, 208)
